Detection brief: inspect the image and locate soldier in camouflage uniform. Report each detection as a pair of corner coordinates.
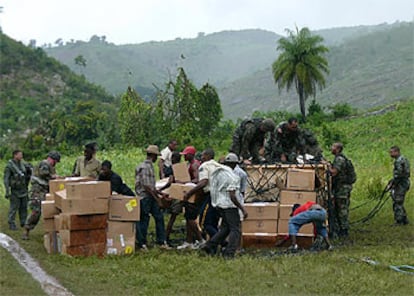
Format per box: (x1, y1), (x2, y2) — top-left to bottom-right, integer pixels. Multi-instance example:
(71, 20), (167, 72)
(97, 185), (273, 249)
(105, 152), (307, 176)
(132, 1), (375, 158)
(22, 151), (61, 240)
(388, 146), (410, 225)
(3, 150), (31, 230)
(328, 143), (353, 238)
(265, 117), (302, 163)
(230, 118), (275, 164)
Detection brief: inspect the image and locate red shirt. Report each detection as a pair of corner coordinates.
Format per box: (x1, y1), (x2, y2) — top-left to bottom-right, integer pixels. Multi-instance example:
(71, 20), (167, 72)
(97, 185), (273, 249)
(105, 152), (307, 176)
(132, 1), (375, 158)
(293, 201), (316, 216)
(188, 159), (201, 182)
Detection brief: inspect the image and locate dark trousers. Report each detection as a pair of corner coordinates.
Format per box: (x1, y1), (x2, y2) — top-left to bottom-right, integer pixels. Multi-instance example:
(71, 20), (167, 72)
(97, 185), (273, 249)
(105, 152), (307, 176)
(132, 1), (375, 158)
(199, 193), (219, 238)
(8, 194), (28, 227)
(207, 207), (241, 257)
(137, 196), (166, 246)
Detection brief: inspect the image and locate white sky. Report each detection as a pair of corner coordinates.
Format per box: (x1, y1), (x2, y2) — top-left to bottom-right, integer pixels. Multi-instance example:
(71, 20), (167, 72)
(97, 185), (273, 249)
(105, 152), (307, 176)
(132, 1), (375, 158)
(1, 0), (413, 45)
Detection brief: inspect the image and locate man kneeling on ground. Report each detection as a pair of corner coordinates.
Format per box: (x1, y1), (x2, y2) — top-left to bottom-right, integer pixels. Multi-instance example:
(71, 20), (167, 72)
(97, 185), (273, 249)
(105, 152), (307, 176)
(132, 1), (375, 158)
(288, 201), (333, 251)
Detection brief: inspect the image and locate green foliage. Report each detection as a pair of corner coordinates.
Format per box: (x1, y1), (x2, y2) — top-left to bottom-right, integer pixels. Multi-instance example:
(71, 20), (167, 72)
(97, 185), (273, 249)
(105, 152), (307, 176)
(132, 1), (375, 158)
(320, 123), (348, 150)
(272, 26), (329, 121)
(329, 102), (355, 119)
(117, 68), (224, 150)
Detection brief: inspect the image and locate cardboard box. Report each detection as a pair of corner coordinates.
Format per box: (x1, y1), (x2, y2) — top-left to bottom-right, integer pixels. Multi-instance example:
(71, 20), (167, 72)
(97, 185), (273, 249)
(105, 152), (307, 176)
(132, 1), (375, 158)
(242, 233), (278, 248)
(43, 232), (60, 254)
(54, 190), (109, 215)
(65, 181), (111, 200)
(106, 221), (136, 255)
(279, 190), (316, 205)
(279, 204), (295, 220)
(277, 219), (314, 235)
(167, 183), (198, 203)
(172, 162), (190, 183)
(41, 200), (60, 219)
(45, 193), (54, 201)
(242, 220), (278, 234)
(106, 233), (135, 255)
(55, 213), (107, 231)
(43, 218), (56, 232)
(244, 202), (279, 220)
(286, 169), (315, 191)
(109, 195), (140, 221)
(49, 177), (92, 195)
(59, 229), (106, 246)
(107, 221), (136, 237)
(61, 243), (106, 257)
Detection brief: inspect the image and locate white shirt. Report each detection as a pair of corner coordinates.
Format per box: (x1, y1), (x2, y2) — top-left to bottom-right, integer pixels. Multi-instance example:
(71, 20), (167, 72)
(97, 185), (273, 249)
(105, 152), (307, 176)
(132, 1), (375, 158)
(233, 164), (247, 220)
(160, 146), (173, 167)
(210, 166), (241, 209)
(198, 159), (222, 193)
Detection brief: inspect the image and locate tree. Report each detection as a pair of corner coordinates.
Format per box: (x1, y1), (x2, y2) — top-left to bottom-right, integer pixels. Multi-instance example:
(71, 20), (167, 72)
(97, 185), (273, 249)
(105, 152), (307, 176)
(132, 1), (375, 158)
(272, 27), (329, 121)
(74, 54), (87, 74)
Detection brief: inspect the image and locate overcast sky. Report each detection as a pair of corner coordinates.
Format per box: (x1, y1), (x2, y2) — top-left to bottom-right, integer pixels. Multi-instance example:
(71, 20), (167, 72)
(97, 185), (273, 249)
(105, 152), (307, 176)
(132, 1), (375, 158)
(1, 0), (413, 45)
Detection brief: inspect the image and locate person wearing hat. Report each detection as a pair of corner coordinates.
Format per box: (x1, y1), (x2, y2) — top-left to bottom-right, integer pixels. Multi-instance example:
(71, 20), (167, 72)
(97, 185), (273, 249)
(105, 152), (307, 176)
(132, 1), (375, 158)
(22, 151), (61, 240)
(229, 118), (275, 164)
(224, 153), (247, 222)
(176, 146), (205, 250)
(73, 142), (101, 178)
(135, 145), (170, 250)
(287, 201), (333, 251)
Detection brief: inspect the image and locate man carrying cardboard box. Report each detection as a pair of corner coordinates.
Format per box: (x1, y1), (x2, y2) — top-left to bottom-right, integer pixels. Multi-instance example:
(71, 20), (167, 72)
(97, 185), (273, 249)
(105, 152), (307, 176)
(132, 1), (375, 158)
(135, 145), (170, 250)
(201, 165), (248, 258)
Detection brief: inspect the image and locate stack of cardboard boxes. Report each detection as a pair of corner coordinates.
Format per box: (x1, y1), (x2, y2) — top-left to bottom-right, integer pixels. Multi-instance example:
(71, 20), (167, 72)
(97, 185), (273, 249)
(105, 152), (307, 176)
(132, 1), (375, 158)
(43, 179), (111, 256)
(242, 202), (279, 247)
(242, 168), (318, 248)
(278, 168), (317, 248)
(106, 195), (140, 255)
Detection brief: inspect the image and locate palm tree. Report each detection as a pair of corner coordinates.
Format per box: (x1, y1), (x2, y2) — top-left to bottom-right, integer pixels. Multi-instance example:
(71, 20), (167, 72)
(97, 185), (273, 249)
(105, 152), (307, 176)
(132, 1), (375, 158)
(272, 27), (329, 121)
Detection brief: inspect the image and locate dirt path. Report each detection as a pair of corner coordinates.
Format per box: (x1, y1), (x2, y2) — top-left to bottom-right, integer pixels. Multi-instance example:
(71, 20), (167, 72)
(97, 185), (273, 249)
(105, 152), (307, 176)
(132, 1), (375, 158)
(0, 232), (73, 296)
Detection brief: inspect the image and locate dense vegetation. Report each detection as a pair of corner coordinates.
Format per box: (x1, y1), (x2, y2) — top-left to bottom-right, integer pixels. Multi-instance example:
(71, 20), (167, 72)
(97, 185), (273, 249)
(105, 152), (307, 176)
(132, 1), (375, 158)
(0, 99), (413, 295)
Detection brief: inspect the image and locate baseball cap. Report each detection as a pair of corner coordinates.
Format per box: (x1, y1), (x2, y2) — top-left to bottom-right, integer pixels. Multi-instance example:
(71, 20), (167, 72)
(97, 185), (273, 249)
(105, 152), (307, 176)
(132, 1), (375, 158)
(224, 153), (239, 163)
(180, 146), (196, 155)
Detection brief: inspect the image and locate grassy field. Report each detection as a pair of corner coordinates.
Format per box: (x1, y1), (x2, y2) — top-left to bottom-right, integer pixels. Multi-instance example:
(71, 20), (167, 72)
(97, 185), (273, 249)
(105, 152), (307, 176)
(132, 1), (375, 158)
(0, 100), (413, 295)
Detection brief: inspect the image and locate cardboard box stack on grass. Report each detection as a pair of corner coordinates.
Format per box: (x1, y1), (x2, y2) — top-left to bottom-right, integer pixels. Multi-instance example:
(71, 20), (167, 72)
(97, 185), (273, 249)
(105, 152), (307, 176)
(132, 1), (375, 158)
(106, 195), (140, 255)
(43, 179), (111, 256)
(242, 168), (318, 248)
(278, 168), (317, 247)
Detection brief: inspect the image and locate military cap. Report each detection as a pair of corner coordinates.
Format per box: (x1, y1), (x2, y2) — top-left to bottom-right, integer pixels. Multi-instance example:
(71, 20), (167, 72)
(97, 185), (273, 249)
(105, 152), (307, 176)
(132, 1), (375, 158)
(261, 119), (276, 132)
(48, 151), (61, 162)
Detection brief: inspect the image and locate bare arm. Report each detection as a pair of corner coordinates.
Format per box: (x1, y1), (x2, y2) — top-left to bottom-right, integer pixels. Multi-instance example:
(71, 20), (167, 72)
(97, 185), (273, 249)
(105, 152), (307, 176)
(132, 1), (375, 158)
(183, 179), (208, 201)
(229, 191), (248, 219)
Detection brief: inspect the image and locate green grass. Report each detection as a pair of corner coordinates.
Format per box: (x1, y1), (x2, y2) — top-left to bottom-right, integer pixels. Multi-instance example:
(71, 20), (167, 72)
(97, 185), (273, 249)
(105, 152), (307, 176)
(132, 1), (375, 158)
(1, 101), (414, 295)
(0, 246), (46, 295)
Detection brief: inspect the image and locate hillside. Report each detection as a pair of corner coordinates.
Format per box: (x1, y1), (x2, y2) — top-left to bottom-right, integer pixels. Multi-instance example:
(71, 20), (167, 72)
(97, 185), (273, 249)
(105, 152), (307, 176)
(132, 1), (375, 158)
(43, 22), (413, 118)
(46, 29), (282, 95)
(0, 33), (118, 158)
(220, 22), (413, 118)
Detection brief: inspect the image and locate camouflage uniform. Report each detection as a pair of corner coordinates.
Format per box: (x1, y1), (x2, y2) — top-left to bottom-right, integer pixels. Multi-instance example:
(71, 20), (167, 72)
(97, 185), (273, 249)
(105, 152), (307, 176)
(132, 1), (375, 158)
(391, 155), (410, 224)
(230, 118), (274, 164)
(332, 153), (352, 237)
(299, 129), (323, 160)
(3, 160), (30, 228)
(265, 122), (302, 163)
(25, 160), (56, 230)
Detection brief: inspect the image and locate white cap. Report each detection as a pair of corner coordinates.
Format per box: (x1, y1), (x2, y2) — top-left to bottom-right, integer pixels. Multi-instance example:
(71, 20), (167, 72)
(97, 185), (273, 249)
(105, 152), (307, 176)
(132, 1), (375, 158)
(225, 153), (239, 163)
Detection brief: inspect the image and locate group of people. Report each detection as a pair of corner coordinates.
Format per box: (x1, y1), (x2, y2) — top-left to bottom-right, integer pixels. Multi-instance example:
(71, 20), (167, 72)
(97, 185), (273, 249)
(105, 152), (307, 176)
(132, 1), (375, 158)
(230, 117), (322, 165)
(3, 133), (411, 256)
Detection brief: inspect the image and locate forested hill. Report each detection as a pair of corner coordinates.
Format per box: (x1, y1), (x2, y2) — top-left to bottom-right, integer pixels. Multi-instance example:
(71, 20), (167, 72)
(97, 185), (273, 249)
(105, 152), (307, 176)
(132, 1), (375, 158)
(0, 33), (118, 158)
(220, 22), (414, 118)
(44, 22), (413, 118)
